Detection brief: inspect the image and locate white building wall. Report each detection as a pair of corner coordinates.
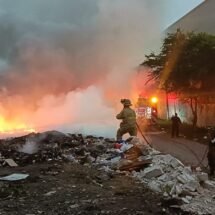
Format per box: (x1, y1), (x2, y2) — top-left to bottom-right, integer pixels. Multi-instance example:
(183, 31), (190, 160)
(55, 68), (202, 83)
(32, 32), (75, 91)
(167, 0), (215, 34)
(167, 99), (215, 127)
(163, 0), (215, 127)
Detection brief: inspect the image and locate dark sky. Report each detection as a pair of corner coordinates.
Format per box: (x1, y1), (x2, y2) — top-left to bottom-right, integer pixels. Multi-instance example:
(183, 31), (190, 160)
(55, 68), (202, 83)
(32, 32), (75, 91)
(0, 0), (202, 67)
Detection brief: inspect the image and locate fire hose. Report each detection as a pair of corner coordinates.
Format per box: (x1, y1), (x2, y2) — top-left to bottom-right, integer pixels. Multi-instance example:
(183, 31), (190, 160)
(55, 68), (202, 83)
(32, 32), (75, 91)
(172, 138), (208, 168)
(136, 122), (152, 147)
(136, 122), (209, 168)
(135, 115), (213, 170)
(187, 131), (211, 168)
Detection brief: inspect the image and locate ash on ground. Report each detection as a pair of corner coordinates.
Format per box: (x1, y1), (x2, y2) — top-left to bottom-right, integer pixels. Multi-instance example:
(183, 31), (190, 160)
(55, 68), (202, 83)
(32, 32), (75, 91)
(0, 131), (214, 215)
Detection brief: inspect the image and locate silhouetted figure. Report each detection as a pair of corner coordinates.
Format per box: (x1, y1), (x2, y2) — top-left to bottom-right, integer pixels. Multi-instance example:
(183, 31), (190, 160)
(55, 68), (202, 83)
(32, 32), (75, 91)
(208, 134), (215, 176)
(171, 113), (181, 138)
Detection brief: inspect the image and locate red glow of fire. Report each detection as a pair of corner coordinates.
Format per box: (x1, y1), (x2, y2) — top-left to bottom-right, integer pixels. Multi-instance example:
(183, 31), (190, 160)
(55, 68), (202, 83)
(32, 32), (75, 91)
(0, 115), (35, 135)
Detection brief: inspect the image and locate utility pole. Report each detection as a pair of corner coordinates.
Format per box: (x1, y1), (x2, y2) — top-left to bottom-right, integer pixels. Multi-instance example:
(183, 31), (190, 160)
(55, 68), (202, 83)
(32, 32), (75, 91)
(166, 91), (170, 120)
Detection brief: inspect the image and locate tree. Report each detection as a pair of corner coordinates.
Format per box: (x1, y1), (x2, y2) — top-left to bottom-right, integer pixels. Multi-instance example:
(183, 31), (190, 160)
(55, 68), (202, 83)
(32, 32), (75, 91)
(141, 30), (215, 128)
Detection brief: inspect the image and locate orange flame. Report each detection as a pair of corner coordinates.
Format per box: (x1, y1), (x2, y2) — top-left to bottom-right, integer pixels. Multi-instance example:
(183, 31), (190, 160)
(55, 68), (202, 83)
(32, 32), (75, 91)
(0, 115), (36, 134)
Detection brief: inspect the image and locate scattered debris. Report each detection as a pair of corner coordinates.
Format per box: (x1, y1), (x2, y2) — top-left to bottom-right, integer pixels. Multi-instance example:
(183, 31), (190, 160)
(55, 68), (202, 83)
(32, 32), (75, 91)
(0, 131), (214, 214)
(119, 159), (151, 172)
(142, 165), (164, 179)
(0, 173), (29, 181)
(4, 159), (18, 167)
(44, 190), (57, 196)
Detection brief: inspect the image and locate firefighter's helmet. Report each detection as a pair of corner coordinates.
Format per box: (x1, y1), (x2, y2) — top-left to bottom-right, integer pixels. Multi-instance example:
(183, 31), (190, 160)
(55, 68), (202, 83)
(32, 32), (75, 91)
(121, 99), (132, 106)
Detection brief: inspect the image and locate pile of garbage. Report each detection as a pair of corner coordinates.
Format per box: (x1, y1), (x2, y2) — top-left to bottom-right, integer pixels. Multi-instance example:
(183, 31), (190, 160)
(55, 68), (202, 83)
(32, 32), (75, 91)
(0, 131), (110, 167)
(99, 137), (215, 215)
(0, 131), (215, 214)
(132, 152), (215, 214)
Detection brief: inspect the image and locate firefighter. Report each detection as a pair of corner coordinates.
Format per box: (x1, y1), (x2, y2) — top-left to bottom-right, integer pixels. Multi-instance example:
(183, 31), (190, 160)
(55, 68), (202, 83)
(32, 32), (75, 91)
(171, 113), (181, 138)
(208, 134), (215, 176)
(116, 99), (137, 141)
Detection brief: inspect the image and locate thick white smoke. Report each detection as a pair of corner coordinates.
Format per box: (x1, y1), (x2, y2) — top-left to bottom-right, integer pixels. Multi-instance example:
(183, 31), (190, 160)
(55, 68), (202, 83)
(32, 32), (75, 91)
(0, 0), (200, 138)
(29, 86), (117, 137)
(18, 140), (39, 154)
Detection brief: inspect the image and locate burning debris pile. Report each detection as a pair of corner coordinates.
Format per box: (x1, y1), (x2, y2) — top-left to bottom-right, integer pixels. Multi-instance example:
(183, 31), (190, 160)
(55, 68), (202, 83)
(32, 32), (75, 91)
(0, 131), (107, 167)
(0, 131), (215, 215)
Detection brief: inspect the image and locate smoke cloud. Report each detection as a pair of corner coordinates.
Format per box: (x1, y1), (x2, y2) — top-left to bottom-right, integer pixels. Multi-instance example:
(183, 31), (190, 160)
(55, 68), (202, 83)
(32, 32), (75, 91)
(0, 0), (189, 137)
(18, 140), (39, 154)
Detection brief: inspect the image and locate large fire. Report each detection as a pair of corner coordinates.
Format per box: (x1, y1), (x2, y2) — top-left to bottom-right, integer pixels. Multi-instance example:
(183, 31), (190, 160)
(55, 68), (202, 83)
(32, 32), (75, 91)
(0, 115), (35, 135)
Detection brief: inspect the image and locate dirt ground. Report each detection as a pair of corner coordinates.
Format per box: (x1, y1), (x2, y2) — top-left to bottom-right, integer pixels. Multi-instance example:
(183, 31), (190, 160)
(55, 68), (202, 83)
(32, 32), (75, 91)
(0, 161), (189, 215)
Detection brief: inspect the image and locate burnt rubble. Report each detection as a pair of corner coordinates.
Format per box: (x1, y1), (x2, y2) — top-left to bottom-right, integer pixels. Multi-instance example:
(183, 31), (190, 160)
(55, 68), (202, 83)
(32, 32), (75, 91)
(0, 131), (215, 214)
(0, 131), (110, 167)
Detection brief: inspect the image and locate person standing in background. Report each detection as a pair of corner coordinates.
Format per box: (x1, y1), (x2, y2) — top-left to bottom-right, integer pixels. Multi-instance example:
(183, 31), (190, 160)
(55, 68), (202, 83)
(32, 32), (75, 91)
(171, 113), (181, 138)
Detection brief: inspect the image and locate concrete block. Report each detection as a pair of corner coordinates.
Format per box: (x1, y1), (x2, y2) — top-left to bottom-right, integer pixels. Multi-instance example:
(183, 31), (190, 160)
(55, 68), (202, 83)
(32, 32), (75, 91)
(202, 181), (215, 190)
(170, 157), (184, 168)
(153, 154), (171, 165)
(184, 172), (196, 181)
(177, 175), (188, 184)
(157, 173), (171, 182)
(184, 181), (200, 192)
(182, 197), (190, 204)
(182, 196), (192, 204)
(171, 171), (180, 179)
(148, 180), (162, 193)
(183, 167), (193, 175)
(143, 165), (163, 179)
(4, 159), (18, 167)
(196, 186), (205, 194)
(170, 183), (176, 196)
(177, 172), (196, 184)
(175, 184), (183, 195)
(196, 172), (208, 182)
(186, 196), (193, 201)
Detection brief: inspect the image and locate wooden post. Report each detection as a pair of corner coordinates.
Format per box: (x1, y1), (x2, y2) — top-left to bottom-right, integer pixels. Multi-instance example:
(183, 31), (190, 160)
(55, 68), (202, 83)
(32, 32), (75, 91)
(166, 91), (170, 120)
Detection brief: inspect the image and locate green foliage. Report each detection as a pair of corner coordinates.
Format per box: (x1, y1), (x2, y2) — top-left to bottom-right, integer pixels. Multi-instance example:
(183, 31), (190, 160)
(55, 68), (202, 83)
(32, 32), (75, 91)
(142, 30), (215, 94)
(141, 30), (215, 128)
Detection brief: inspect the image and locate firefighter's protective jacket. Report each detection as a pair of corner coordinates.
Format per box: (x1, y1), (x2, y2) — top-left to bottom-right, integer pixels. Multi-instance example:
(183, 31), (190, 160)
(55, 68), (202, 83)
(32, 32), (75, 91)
(116, 107), (136, 129)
